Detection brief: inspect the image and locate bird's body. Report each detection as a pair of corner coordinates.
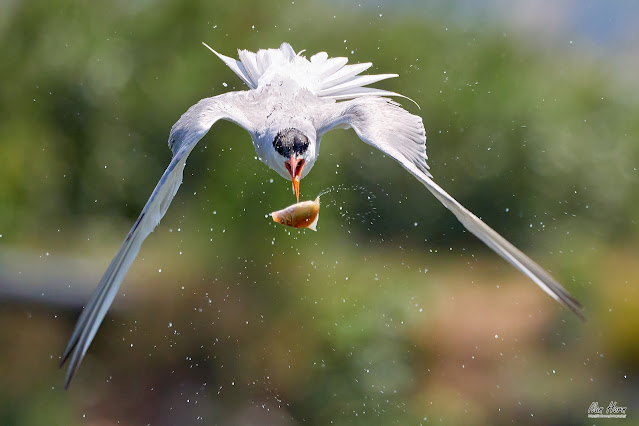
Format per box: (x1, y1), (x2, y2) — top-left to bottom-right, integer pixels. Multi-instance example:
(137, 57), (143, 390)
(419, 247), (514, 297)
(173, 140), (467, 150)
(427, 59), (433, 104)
(61, 42), (584, 388)
(178, 81), (324, 183)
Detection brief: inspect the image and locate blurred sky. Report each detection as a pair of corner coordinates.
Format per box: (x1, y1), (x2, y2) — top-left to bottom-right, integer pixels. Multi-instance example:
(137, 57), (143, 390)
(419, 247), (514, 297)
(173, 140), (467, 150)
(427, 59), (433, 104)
(396, 0), (639, 47)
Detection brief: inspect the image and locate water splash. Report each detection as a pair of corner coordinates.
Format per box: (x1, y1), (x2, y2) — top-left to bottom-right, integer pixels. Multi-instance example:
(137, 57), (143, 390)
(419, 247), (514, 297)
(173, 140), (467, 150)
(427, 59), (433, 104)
(316, 184), (380, 229)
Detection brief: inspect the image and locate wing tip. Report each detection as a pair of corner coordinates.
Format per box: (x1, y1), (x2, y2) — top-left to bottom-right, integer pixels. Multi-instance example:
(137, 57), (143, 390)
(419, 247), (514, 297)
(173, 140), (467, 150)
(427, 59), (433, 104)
(60, 346), (80, 390)
(201, 41), (218, 56)
(559, 292), (586, 322)
(565, 303), (586, 322)
(63, 357), (81, 390)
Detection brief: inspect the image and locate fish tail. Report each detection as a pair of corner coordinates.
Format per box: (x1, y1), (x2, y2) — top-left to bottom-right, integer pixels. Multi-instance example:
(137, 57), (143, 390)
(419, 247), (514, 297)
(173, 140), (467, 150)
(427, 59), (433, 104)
(308, 209), (319, 231)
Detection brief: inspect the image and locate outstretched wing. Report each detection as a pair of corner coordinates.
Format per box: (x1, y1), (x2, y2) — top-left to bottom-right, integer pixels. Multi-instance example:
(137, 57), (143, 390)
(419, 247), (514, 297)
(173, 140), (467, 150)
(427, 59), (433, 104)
(61, 92), (257, 388)
(316, 97), (584, 320)
(317, 97), (431, 177)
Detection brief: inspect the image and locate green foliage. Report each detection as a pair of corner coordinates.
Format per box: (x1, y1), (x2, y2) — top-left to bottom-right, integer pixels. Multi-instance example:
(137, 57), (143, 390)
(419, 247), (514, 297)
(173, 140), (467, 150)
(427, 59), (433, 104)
(2, 1), (637, 246)
(1, 0), (638, 425)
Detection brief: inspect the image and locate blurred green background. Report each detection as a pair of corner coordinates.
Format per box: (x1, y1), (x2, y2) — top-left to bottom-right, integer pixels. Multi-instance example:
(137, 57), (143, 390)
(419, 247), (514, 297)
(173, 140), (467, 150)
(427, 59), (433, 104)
(1, 0), (638, 424)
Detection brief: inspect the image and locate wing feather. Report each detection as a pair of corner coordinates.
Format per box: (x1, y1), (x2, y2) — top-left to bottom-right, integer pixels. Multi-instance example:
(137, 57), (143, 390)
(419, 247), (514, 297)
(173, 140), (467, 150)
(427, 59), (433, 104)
(237, 50), (260, 87)
(318, 98), (430, 176)
(318, 73), (398, 96)
(205, 43), (406, 102)
(319, 63), (372, 89)
(316, 98), (584, 320)
(317, 57), (349, 78)
(60, 93), (256, 388)
(202, 43), (256, 89)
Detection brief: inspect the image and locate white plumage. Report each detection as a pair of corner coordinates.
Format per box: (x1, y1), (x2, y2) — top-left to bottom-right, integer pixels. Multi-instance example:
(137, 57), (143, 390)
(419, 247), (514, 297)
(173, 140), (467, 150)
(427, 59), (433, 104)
(203, 42), (410, 101)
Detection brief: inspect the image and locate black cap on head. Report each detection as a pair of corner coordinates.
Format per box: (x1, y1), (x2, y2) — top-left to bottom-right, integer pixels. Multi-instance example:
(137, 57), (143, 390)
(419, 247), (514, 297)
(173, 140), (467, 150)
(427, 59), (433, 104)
(273, 128), (309, 158)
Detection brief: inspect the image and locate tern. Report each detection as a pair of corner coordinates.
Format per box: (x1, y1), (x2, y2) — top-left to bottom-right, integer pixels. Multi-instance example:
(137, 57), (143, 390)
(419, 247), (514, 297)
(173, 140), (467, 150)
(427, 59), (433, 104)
(61, 42), (584, 388)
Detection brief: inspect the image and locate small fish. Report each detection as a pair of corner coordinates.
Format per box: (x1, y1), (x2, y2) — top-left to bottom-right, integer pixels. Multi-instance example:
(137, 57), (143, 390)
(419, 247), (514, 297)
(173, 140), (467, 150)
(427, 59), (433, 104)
(271, 196), (320, 231)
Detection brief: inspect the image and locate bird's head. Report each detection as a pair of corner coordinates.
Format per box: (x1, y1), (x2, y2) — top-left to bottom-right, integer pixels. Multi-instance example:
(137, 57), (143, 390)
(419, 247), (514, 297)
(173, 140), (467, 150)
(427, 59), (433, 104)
(271, 127), (316, 202)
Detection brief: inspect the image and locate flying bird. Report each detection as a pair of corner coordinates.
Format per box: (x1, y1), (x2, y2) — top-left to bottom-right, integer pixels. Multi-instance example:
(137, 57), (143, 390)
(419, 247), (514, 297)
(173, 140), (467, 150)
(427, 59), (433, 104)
(61, 42), (584, 388)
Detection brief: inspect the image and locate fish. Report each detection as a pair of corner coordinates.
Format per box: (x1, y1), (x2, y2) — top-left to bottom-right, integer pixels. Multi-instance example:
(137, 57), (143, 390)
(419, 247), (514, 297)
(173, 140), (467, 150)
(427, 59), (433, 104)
(271, 196), (320, 231)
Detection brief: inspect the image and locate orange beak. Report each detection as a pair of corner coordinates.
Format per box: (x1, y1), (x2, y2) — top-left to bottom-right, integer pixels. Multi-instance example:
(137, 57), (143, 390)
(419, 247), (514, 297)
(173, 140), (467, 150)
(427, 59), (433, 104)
(285, 157), (305, 202)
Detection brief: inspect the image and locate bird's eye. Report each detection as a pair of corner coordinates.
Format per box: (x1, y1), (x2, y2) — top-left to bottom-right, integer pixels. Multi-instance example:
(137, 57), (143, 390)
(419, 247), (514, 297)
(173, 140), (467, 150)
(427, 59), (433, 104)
(280, 219), (285, 224)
